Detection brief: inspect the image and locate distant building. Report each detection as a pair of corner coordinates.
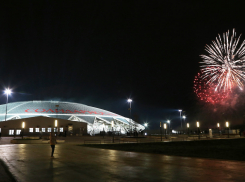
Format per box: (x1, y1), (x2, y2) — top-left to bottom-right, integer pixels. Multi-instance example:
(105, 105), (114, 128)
(0, 101), (144, 136)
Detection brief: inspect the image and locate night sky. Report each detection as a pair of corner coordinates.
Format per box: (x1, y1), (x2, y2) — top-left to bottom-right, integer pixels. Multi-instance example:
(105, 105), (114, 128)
(1, 1), (245, 130)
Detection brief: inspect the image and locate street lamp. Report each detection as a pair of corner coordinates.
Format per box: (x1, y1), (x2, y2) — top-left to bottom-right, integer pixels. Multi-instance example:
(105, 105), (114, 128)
(226, 121), (229, 138)
(127, 99), (132, 134)
(164, 123), (167, 138)
(217, 123), (220, 136)
(144, 123), (148, 136)
(55, 120), (58, 136)
(167, 120), (170, 135)
(183, 115), (186, 124)
(178, 110), (182, 130)
(111, 120), (114, 143)
(22, 121), (25, 139)
(4, 88), (12, 121)
(187, 123), (189, 136)
(196, 121), (200, 139)
(160, 122), (162, 141)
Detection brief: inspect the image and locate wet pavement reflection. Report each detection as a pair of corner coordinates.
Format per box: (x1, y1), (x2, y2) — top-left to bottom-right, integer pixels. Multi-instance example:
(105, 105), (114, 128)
(0, 144), (245, 182)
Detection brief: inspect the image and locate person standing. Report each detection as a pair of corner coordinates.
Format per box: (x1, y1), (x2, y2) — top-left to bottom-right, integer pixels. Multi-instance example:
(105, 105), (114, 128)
(50, 132), (57, 157)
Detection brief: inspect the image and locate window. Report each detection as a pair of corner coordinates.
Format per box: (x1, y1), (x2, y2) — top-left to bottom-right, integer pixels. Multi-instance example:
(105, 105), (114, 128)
(35, 128), (39, 132)
(54, 128), (57, 132)
(47, 128), (51, 132)
(42, 128), (45, 132)
(59, 127), (63, 132)
(29, 128), (33, 132)
(16, 130), (21, 135)
(9, 130), (14, 135)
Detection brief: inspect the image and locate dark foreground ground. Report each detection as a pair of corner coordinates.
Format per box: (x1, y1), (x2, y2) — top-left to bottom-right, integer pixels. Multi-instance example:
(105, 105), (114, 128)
(82, 138), (245, 161)
(1, 139), (245, 181)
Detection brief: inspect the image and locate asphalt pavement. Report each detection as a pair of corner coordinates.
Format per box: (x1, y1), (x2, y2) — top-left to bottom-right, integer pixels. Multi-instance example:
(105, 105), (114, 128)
(0, 141), (245, 182)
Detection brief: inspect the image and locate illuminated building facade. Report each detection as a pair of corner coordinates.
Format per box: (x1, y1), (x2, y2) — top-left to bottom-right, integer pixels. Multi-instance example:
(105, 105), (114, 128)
(0, 101), (144, 136)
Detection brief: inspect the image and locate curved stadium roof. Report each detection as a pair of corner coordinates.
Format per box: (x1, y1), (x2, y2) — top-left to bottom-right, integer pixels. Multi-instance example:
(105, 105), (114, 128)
(0, 101), (131, 125)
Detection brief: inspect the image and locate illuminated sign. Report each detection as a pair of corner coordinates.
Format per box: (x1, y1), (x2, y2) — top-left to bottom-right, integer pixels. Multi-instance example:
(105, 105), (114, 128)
(24, 109), (118, 116)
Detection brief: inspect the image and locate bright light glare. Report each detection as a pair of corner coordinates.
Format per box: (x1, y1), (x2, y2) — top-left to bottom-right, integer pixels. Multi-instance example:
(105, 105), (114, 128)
(55, 120), (58, 127)
(111, 120), (114, 127)
(167, 120), (170, 123)
(196, 121), (200, 128)
(144, 123), (148, 127)
(217, 123), (220, 127)
(187, 123), (189, 128)
(178, 110), (182, 112)
(164, 123), (167, 129)
(226, 121), (229, 127)
(4, 88), (12, 95)
(22, 122), (25, 128)
(183, 115), (186, 119)
(127, 99), (132, 103)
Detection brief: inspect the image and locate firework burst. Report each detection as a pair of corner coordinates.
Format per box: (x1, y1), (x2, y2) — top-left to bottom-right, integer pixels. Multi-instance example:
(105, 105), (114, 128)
(194, 72), (229, 104)
(200, 29), (245, 91)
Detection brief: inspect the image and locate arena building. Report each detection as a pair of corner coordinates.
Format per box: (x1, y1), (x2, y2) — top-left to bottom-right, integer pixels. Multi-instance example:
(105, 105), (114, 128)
(0, 101), (145, 136)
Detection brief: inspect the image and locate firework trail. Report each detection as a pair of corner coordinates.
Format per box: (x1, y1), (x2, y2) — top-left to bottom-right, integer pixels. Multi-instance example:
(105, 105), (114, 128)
(200, 29), (245, 91)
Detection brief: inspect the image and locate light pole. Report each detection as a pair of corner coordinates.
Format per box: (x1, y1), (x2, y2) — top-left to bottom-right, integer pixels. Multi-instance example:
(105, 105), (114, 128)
(160, 122), (162, 141)
(22, 121), (25, 139)
(127, 99), (132, 134)
(178, 110), (182, 131)
(217, 123), (220, 136)
(187, 123), (189, 136)
(144, 123), (148, 136)
(183, 115), (186, 134)
(111, 121), (114, 143)
(164, 123), (167, 139)
(4, 88), (12, 121)
(55, 120), (58, 136)
(182, 115), (186, 125)
(226, 121), (229, 138)
(196, 121), (200, 139)
(167, 120), (170, 135)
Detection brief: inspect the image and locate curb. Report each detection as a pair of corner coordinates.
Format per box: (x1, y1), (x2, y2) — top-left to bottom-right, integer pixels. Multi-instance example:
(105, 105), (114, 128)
(0, 158), (18, 182)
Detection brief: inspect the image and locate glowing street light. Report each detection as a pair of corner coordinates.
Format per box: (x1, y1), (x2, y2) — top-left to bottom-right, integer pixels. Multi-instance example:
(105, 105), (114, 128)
(4, 88), (12, 121)
(164, 123), (167, 138)
(178, 110), (182, 129)
(127, 99), (133, 134)
(167, 120), (171, 135)
(144, 123), (148, 127)
(196, 121), (200, 128)
(22, 121), (25, 139)
(182, 115), (186, 123)
(226, 121), (230, 138)
(226, 121), (229, 128)
(217, 123), (221, 136)
(187, 123), (189, 136)
(196, 121), (200, 139)
(55, 120), (58, 135)
(111, 121), (114, 143)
